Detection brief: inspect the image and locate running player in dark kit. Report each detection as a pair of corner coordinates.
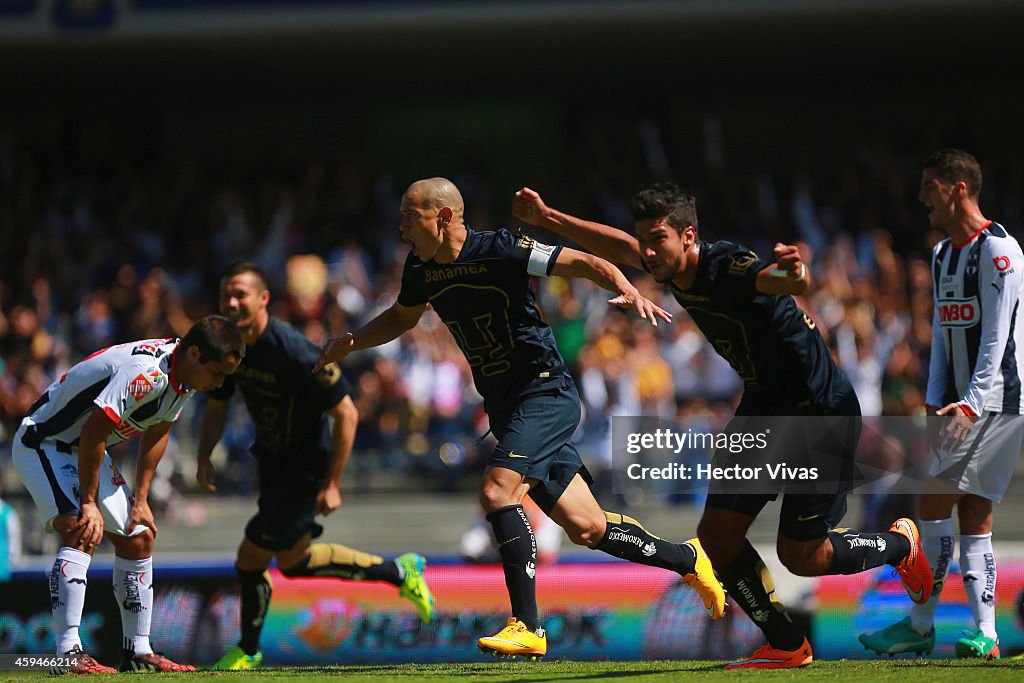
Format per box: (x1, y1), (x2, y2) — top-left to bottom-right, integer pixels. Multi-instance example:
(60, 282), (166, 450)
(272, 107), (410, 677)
(512, 183), (932, 668)
(317, 177), (725, 660)
(197, 262), (433, 670)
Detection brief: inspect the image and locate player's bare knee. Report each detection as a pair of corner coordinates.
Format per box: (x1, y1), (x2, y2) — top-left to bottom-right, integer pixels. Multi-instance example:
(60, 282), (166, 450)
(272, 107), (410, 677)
(958, 495), (994, 534)
(778, 548), (817, 577)
(565, 518), (604, 548)
(478, 483), (514, 512)
(113, 528), (155, 559)
(917, 491), (957, 520)
(778, 539), (829, 577)
(697, 521), (739, 565)
(275, 549), (307, 574)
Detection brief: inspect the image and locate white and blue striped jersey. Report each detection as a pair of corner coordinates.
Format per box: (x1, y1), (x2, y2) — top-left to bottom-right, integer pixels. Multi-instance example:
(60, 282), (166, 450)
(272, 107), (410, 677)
(927, 221), (1024, 416)
(21, 338), (193, 449)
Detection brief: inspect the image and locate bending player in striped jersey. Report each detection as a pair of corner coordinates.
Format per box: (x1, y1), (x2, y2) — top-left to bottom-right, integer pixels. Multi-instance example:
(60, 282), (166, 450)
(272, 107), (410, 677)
(11, 316), (245, 673)
(860, 149), (1024, 660)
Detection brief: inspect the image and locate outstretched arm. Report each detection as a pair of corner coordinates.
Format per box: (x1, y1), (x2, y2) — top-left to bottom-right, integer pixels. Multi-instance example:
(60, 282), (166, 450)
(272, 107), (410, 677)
(550, 247), (672, 326)
(513, 187), (644, 269)
(314, 301), (426, 372)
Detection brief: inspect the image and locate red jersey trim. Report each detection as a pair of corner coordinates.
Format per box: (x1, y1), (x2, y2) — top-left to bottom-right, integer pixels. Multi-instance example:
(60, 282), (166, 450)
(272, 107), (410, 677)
(952, 221), (992, 249)
(169, 348), (188, 396)
(101, 406), (122, 426)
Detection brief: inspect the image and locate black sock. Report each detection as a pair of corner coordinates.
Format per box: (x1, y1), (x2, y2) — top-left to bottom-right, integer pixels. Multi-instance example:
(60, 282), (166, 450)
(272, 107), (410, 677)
(827, 529), (911, 575)
(237, 567), (272, 656)
(596, 511), (697, 575)
(718, 540), (804, 651)
(486, 504), (540, 631)
(279, 544), (402, 585)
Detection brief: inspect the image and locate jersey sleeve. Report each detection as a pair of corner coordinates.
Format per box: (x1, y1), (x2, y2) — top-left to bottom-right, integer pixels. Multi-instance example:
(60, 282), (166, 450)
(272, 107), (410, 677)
(960, 239), (1024, 415)
(295, 338), (352, 412)
(92, 364), (162, 425)
(704, 243), (772, 298)
(397, 251), (428, 307)
(496, 230), (563, 277)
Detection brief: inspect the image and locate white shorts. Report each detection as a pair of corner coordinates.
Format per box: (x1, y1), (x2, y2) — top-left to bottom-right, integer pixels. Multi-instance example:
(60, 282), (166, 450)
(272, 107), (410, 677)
(929, 412), (1024, 502)
(12, 421), (148, 536)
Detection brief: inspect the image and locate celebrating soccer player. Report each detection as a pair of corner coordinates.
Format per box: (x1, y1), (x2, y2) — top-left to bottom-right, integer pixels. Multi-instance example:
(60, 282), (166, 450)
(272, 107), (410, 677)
(196, 262), (435, 670)
(511, 183), (932, 669)
(316, 177), (725, 661)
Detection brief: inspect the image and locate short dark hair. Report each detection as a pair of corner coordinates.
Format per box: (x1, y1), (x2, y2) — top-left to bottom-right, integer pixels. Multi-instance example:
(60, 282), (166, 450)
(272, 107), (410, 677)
(221, 261), (268, 291)
(924, 148), (983, 198)
(628, 183), (699, 234)
(181, 315), (245, 363)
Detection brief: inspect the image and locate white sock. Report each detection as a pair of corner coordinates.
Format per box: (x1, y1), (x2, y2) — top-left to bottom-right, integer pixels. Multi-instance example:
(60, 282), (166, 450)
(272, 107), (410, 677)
(51, 548), (90, 655)
(960, 533), (997, 641)
(113, 556), (154, 656)
(909, 518), (954, 635)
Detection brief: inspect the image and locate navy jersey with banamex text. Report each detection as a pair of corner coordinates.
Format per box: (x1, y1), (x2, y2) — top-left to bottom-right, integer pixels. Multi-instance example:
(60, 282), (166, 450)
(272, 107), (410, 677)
(208, 317), (351, 470)
(398, 227), (566, 413)
(927, 221), (1024, 415)
(668, 240), (853, 412)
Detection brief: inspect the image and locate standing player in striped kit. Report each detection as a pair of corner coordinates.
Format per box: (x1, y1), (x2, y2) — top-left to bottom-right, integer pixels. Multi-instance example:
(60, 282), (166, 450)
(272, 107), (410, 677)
(861, 149), (1024, 659)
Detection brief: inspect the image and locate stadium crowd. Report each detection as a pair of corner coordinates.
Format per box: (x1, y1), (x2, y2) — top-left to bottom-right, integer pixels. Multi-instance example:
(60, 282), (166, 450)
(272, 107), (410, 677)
(1, 114), (1020, 539)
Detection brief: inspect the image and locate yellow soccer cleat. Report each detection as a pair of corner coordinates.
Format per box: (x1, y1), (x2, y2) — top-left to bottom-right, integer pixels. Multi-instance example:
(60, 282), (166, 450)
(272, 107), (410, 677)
(477, 618), (547, 660)
(209, 646), (263, 670)
(397, 553), (435, 624)
(682, 538), (727, 620)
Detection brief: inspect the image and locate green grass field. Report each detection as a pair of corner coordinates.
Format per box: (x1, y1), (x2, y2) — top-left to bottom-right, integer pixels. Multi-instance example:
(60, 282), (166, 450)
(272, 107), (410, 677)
(6, 660), (1024, 682)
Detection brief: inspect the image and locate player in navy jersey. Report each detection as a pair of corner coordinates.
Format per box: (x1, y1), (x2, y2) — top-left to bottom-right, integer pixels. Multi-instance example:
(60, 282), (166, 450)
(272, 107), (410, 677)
(316, 177), (726, 660)
(860, 149), (1024, 660)
(512, 183), (932, 669)
(12, 315), (244, 673)
(195, 262), (434, 670)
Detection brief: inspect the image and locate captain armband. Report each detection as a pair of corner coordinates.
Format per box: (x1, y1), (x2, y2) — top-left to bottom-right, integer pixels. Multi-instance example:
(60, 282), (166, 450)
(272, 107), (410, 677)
(527, 241), (559, 277)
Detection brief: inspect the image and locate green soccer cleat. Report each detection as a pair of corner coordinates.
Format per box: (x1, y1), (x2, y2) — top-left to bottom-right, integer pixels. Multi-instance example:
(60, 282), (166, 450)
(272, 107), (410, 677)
(858, 616), (935, 656)
(209, 646), (263, 670)
(397, 552), (435, 624)
(955, 630), (1000, 659)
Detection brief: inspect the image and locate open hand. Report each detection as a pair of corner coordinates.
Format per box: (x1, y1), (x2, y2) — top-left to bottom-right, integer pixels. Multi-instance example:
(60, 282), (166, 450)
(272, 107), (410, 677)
(314, 333), (355, 373)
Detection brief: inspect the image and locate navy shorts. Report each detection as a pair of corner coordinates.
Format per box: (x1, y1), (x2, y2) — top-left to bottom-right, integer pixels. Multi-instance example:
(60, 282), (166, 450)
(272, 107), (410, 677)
(244, 461), (325, 552)
(705, 387), (862, 542)
(488, 376), (593, 514)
